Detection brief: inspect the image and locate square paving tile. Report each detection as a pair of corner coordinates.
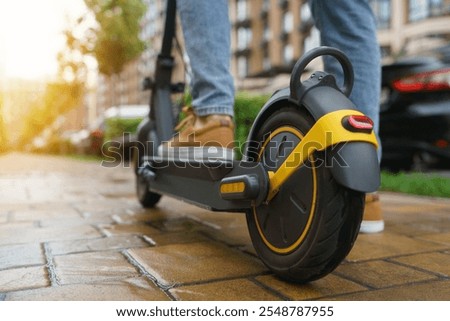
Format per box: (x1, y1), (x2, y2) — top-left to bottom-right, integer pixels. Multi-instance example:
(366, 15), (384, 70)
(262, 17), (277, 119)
(74, 199), (138, 213)
(128, 242), (268, 287)
(39, 214), (116, 228)
(112, 212), (155, 225)
(333, 280), (450, 301)
(335, 260), (436, 289)
(202, 225), (253, 247)
(150, 214), (253, 247)
(255, 274), (367, 300)
(385, 209), (450, 236)
(347, 232), (447, 262)
(0, 203), (32, 213)
(185, 211), (253, 247)
(417, 232), (450, 246)
(29, 202), (78, 212)
(99, 223), (161, 237)
(390, 252), (450, 277)
(186, 211), (247, 230)
(0, 221), (35, 231)
(6, 277), (169, 301)
(48, 235), (149, 256)
(0, 213), (8, 224)
(141, 201), (191, 222)
(0, 225), (102, 246)
(144, 231), (210, 246)
(380, 193), (446, 206)
(11, 208), (80, 223)
(170, 279), (280, 301)
(0, 243), (45, 270)
(157, 198), (211, 218)
(149, 217), (210, 235)
(0, 266), (49, 292)
(53, 251), (139, 285)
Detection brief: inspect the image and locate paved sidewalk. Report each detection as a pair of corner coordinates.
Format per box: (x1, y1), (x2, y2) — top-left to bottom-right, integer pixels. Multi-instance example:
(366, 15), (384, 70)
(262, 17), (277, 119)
(0, 152), (449, 301)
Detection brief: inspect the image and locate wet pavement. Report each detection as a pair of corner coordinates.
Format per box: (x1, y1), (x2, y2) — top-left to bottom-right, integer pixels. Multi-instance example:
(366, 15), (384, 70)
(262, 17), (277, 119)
(0, 152), (449, 301)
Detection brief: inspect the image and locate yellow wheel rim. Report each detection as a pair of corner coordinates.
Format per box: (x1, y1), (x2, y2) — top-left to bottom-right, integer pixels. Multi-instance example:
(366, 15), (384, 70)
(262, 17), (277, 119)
(253, 126), (317, 254)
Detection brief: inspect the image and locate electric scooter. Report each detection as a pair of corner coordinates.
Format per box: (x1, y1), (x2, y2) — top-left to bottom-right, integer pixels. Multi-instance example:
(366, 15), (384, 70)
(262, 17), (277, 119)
(134, 0), (380, 283)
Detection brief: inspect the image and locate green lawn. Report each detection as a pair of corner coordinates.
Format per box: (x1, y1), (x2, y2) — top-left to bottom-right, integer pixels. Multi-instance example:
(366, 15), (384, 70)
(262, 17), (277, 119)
(380, 171), (450, 198)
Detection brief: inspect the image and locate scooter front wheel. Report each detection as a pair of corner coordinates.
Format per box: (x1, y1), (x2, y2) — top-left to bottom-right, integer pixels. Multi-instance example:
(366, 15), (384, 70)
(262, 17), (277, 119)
(133, 121), (161, 208)
(246, 106), (364, 283)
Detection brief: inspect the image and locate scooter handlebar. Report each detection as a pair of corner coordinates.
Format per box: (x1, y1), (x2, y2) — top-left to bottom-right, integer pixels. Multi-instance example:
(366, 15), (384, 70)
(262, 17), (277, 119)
(290, 46), (354, 100)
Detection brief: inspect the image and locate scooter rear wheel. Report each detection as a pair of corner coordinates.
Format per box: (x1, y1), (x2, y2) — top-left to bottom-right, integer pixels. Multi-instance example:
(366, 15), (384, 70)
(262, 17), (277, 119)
(246, 106), (364, 283)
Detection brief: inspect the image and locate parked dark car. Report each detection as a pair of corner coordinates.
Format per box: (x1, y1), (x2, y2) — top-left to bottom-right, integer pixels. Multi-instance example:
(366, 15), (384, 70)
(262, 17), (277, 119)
(379, 46), (450, 171)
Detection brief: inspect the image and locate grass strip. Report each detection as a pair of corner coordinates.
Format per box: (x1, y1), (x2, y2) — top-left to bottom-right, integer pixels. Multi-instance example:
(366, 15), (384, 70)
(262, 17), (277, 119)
(380, 171), (450, 198)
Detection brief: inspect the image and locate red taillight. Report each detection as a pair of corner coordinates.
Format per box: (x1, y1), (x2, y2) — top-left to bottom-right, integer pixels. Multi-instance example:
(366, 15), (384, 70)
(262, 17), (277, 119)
(392, 68), (450, 93)
(435, 139), (449, 149)
(348, 115), (373, 130)
(342, 115), (374, 133)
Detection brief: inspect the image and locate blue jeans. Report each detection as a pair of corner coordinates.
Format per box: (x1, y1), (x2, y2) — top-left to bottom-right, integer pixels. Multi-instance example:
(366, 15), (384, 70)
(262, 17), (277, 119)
(309, 0), (381, 137)
(177, 0), (235, 117)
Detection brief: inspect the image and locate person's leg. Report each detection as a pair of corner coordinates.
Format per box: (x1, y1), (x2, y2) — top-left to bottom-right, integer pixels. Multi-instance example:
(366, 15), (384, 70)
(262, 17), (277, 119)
(308, 0), (381, 137)
(309, 0), (383, 233)
(177, 0), (234, 117)
(159, 0), (235, 161)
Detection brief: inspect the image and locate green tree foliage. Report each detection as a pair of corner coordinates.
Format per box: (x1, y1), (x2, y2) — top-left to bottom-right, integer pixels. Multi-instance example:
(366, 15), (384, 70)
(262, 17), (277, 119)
(57, 22), (90, 83)
(84, 0), (147, 76)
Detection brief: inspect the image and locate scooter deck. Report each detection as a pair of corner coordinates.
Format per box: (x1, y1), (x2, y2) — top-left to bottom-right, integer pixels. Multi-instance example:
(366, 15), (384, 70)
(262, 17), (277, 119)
(143, 156), (269, 212)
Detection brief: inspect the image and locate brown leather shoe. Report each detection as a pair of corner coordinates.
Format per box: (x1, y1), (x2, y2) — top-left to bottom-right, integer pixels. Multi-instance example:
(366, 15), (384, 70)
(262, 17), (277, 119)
(360, 192), (384, 233)
(158, 107), (235, 161)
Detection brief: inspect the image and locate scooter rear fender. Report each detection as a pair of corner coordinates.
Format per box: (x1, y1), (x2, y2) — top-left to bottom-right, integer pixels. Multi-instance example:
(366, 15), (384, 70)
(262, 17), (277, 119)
(245, 86), (380, 193)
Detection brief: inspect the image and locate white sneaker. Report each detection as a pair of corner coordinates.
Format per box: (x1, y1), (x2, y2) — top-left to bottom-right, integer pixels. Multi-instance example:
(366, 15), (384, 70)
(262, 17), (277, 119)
(360, 192), (384, 233)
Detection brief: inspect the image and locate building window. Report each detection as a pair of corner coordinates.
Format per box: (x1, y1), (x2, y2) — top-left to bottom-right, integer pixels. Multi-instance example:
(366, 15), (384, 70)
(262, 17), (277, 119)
(283, 44), (294, 64)
(263, 24), (271, 42)
(263, 46), (271, 71)
(282, 11), (293, 33)
(303, 27), (320, 53)
(237, 0), (249, 22)
(237, 27), (252, 50)
(237, 56), (248, 78)
(408, 0), (449, 22)
(369, 0), (391, 29)
(300, 2), (311, 22)
(430, 0), (448, 15)
(409, 0), (429, 21)
(263, 56), (271, 71)
(380, 45), (392, 58)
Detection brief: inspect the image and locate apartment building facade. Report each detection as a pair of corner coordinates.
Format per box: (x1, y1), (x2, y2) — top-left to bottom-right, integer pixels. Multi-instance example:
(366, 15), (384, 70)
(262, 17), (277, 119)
(231, 0), (449, 79)
(94, 0), (449, 116)
(373, 0), (449, 59)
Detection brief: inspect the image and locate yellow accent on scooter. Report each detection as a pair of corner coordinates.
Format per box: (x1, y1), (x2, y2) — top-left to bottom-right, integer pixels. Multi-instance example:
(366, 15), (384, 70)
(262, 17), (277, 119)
(267, 109), (378, 201)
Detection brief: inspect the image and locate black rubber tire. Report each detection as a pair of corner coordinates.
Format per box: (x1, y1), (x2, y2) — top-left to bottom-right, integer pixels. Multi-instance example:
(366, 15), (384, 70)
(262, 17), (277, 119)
(246, 105), (364, 283)
(133, 125), (161, 208)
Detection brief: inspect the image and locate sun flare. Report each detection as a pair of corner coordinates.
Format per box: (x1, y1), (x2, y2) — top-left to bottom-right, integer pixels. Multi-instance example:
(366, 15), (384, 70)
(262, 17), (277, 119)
(0, 0), (86, 80)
